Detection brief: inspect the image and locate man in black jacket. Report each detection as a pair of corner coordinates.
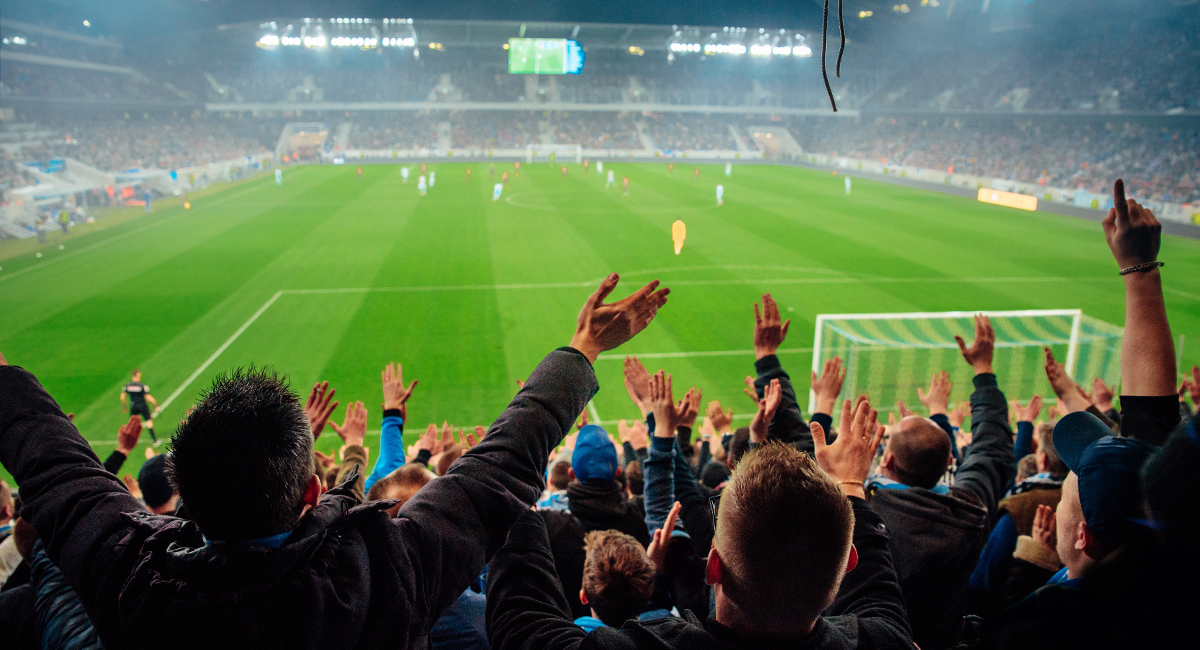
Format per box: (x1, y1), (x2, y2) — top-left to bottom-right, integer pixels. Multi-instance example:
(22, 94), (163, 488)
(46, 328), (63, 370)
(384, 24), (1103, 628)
(487, 397), (916, 650)
(0, 273), (669, 650)
(865, 314), (1014, 650)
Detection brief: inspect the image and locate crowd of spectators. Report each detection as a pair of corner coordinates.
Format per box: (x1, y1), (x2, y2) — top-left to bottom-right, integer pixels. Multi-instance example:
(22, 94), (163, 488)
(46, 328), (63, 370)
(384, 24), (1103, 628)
(0, 150), (35, 192)
(798, 119), (1200, 204)
(14, 121), (272, 172)
(0, 184), (1196, 650)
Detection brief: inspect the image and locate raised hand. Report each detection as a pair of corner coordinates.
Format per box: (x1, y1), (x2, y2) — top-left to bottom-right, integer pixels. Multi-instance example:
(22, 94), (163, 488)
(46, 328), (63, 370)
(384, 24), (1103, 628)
(569, 274), (671, 363)
(811, 398), (883, 499)
(1103, 178), (1161, 270)
(576, 409), (590, 431)
(623, 356), (652, 417)
(1012, 395), (1044, 422)
(646, 501), (682, 574)
(811, 356), (847, 414)
(753, 293), (791, 360)
(743, 376), (759, 405)
(648, 370), (679, 437)
(749, 378), (782, 443)
(955, 314), (995, 375)
(1091, 378), (1116, 411)
(416, 423), (439, 453)
(1043, 348), (1090, 413)
(1189, 366), (1200, 410)
(314, 450), (337, 471)
(948, 401), (969, 429)
(116, 415), (143, 455)
(122, 474), (143, 500)
(1031, 504), (1058, 550)
(917, 370), (952, 417)
(329, 401), (368, 448)
(304, 381), (338, 440)
(381, 362), (418, 416)
(705, 400), (733, 434)
(674, 387), (701, 429)
(896, 400), (916, 419)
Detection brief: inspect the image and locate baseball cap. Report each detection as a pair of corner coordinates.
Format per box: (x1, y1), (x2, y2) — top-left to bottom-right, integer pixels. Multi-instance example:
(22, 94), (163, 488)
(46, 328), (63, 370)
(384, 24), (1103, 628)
(138, 454), (177, 509)
(1053, 411), (1156, 550)
(571, 425), (619, 483)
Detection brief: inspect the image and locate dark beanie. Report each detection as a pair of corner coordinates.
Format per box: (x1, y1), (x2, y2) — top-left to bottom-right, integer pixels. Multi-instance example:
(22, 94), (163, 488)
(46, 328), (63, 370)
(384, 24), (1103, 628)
(701, 460), (731, 489)
(138, 454), (176, 509)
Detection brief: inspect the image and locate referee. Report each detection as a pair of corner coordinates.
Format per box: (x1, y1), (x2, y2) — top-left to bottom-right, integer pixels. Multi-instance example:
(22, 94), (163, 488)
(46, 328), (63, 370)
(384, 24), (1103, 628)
(121, 370), (160, 446)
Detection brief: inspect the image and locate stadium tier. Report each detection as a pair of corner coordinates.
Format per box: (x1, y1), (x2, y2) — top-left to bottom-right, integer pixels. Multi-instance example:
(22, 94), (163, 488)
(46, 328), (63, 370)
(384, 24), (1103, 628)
(1, 4), (1199, 649)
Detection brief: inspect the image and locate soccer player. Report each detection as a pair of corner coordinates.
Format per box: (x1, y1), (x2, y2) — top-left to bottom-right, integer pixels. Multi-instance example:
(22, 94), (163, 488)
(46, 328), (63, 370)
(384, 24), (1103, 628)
(668, 162), (674, 173)
(716, 183), (725, 206)
(502, 171), (509, 185)
(622, 176), (629, 196)
(583, 159), (589, 172)
(605, 170), (615, 188)
(562, 166), (568, 178)
(420, 162), (427, 174)
(493, 182), (503, 201)
(275, 168), (282, 185)
(429, 171), (436, 187)
(121, 370), (160, 446)
(401, 167), (410, 184)
(693, 168), (700, 180)
(672, 220), (686, 254)
(417, 175), (427, 196)
(489, 164), (495, 179)
(845, 176), (852, 195)
(597, 161), (603, 175)
(357, 167), (363, 180)
(725, 162), (732, 177)
(466, 167), (471, 181)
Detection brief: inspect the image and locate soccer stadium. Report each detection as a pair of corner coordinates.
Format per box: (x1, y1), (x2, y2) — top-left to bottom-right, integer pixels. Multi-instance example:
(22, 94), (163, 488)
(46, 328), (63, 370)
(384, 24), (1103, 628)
(0, 0), (1198, 648)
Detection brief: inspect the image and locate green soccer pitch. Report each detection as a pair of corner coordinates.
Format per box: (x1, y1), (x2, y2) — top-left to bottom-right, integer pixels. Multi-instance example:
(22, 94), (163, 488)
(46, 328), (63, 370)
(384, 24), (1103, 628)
(2, 161), (1199, 482)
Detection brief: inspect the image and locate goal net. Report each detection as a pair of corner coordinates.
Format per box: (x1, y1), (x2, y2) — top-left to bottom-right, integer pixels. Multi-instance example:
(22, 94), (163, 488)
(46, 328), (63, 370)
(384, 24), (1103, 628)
(526, 144), (583, 163)
(808, 310), (1124, 415)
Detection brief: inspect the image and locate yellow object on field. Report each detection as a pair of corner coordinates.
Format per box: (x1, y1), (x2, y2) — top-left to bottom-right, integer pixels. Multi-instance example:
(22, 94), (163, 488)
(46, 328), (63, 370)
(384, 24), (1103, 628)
(977, 188), (1037, 211)
(672, 220), (687, 255)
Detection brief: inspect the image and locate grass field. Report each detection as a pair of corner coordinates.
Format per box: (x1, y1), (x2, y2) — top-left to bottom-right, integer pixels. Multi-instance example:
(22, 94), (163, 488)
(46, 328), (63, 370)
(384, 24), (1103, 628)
(2, 161), (1199, 483)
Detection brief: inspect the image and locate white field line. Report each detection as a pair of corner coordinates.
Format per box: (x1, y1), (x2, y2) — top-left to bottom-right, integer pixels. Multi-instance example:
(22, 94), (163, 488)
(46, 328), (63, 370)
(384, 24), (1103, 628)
(148, 273), (1119, 420)
(152, 291), (284, 416)
(598, 347), (812, 360)
(1165, 287), (1200, 301)
(587, 401), (602, 425)
(0, 177), (278, 284)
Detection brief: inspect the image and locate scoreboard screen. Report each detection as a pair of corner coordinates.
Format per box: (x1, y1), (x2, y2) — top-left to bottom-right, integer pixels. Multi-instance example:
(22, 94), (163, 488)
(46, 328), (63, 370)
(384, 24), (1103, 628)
(508, 38), (585, 74)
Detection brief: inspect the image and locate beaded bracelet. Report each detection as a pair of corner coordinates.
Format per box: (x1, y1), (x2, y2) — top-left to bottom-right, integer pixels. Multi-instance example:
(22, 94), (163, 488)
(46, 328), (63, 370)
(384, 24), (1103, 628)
(1119, 261), (1164, 275)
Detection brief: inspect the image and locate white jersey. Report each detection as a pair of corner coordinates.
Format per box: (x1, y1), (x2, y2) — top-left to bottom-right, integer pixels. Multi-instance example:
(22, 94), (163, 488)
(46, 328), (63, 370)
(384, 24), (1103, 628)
(716, 184), (724, 199)
(401, 168), (410, 181)
(607, 170), (615, 184)
(417, 176), (427, 194)
(597, 161), (603, 175)
(725, 163), (732, 177)
(493, 183), (503, 200)
(275, 169), (282, 185)
(429, 171), (436, 187)
(845, 177), (852, 194)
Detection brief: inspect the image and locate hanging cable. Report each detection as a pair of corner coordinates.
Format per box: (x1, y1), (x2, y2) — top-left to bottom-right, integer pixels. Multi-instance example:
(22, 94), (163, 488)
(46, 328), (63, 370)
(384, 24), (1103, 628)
(836, 0), (847, 78)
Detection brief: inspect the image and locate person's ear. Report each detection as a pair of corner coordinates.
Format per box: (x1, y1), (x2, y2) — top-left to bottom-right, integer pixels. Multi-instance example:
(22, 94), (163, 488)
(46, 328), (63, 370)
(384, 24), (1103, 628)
(705, 547), (723, 586)
(304, 474), (322, 508)
(845, 545), (858, 573)
(568, 468), (576, 481)
(880, 453), (895, 471)
(1079, 522), (1106, 560)
(578, 589), (589, 605)
(1036, 452), (1049, 474)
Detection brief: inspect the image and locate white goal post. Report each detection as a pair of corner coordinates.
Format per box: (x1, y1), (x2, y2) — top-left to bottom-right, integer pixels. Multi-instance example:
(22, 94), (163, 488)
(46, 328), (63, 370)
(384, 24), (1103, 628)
(808, 309), (1124, 415)
(526, 143), (583, 163)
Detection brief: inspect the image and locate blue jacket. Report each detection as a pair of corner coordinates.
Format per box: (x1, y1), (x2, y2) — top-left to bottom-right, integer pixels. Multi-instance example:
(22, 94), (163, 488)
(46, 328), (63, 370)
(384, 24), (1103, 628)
(364, 410), (407, 493)
(30, 540), (104, 649)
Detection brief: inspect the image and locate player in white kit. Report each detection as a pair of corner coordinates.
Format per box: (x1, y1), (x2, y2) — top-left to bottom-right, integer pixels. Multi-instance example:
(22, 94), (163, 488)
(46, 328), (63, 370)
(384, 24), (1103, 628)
(275, 168), (282, 185)
(493, 183), (503, 201)
(418, 175), (427, 196)
(605, 170), (615, 188)
(716, 184), (724, 206)
(597, 161), (603, 175)
(401, 167), (410, 184)
(725, 162), (732, 177)
(845, 176), (852, 195)
(429, 171), (436, 187)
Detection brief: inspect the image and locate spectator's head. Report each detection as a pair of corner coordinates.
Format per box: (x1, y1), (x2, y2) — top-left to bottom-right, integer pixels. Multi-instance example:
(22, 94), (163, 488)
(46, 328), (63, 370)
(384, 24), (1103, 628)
(169, 367), (316, 542)
(880, 416), (951, 489)
(367, 463), (435, 515)
(549, 460), (571, 491)
(1141, 418), (1200, 556)
(131, 369), (142, 382)
(138, 454), (179, 515)
(1034, 422), (1068, 479)
(727, 427), (752, 468)
(1016, 454), (1039, 483)
(570, 425), (619, 484)
(1053, 412), (1156, 578)
(701, 460), (731, 490)
(709, 442), (854, 637)
(625, 461), (643, 496)
(0, 479), (12, 526)
(580, 529), (655, 627)
(436, 444), (464, 477)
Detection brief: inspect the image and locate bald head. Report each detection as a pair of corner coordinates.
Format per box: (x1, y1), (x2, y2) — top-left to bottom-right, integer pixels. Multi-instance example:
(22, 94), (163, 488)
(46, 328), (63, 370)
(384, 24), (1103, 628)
(883, 416), (952, 489)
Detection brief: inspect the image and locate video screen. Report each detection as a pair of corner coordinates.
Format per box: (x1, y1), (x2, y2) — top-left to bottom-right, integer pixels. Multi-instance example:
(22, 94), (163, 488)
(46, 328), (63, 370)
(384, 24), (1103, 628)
(507, 38), (585, 74)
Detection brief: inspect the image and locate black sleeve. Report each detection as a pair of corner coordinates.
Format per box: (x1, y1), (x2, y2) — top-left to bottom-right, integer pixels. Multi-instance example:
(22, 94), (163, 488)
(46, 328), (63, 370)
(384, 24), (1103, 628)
(102, 451), (127, 476)
(487, 510), (587, 650)
(622, 441), (638, 467)
(0, 366), (147, 647)
(752, 354), (810, 447)
(696, 438), (712, 470)
(826, 497), (913, 642)
(414, 448), (432, 467)
(955, 374), (1016, 520)
(390, 347), (597, 635)
(1119, 395), (1181, 446)
(1000, 559), (1056, 609)
(930, 413), (959, 461)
